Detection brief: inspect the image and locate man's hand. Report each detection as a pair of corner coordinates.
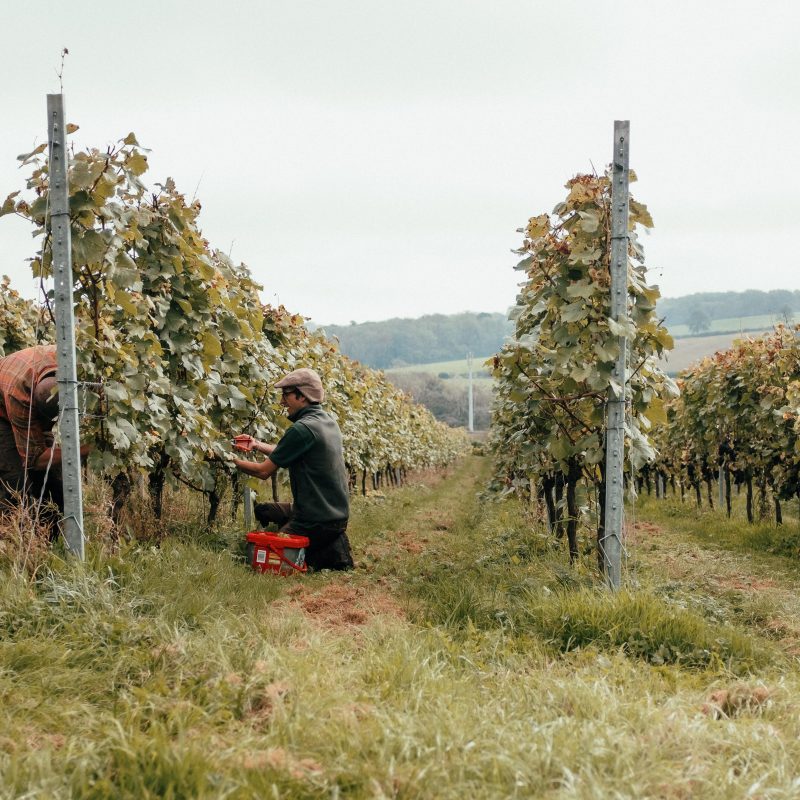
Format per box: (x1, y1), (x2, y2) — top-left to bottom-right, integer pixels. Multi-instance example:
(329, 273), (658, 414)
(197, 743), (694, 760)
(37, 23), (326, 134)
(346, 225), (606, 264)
(232, 435), (276, 456)
(232, 434), (255, 452)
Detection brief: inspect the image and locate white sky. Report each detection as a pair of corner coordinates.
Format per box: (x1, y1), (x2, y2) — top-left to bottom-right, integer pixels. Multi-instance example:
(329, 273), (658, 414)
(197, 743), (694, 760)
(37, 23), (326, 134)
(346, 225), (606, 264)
(1, 1), (797, 325)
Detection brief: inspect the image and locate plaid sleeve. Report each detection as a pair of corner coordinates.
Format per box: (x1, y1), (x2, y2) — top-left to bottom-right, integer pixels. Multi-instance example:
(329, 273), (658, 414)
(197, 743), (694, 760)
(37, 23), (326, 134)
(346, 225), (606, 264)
(7, 393), (47, 468)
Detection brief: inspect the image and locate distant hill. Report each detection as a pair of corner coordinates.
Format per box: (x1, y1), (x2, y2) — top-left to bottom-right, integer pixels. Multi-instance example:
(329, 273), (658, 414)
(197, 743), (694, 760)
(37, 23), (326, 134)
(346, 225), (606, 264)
(319, 291), (797, 370)
(658, 290), (800, 329)
(320, 312), (512, 370)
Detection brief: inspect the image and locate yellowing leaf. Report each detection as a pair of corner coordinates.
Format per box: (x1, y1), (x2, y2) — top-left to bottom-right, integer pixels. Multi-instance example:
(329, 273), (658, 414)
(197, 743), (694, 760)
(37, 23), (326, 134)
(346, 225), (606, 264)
(125, 152), (148, 176)
(654, 329), (674, 351)
(607, 317), (636, 339)
(17, 143), (46, 163)
(93, 175), (117, 205)
(647, 397), (668, 425)
(566, 281), (594, 300)
(224, 341), (243, 361)
(630, 199), (654, 228)
(115, 289), (139, 315)
(525, 214), (549, 240)
(0, 191), (20, 218)
(202, 331), (223, 360)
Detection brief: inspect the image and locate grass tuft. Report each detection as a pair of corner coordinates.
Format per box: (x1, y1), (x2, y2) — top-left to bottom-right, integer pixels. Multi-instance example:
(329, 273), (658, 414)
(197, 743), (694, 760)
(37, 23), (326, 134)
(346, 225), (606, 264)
(0, 498), (53, 576)
(639, 492), (800, 558)
(526, 589), (765, 671)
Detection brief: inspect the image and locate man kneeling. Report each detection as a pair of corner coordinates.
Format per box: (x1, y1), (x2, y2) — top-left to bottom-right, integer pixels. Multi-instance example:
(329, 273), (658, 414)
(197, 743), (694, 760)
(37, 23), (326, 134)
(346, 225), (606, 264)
(232, 368), (354, 571)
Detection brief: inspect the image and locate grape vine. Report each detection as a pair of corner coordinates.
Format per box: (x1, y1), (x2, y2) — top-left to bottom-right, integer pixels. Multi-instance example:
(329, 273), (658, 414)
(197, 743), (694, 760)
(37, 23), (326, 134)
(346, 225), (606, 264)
(488, 171), (676, 563)
(649, 326), (800, 524)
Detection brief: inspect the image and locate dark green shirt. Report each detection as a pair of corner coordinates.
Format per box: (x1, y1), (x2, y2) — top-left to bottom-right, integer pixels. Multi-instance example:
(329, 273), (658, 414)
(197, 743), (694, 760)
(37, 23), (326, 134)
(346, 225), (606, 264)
(269, 405), (349, 529)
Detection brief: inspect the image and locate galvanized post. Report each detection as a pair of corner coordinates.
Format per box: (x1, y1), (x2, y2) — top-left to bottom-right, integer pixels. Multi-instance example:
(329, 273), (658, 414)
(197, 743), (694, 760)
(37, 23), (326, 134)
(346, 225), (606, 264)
(243, 485), (253, 530)
(47, 94), (84, 559)
(602, 120), (630, 590)
(467, 352), (474, 432)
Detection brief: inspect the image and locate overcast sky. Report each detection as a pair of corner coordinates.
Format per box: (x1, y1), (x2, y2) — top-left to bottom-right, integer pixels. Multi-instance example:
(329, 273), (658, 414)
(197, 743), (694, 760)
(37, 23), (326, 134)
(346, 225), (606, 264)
(1, 1), (797, 325)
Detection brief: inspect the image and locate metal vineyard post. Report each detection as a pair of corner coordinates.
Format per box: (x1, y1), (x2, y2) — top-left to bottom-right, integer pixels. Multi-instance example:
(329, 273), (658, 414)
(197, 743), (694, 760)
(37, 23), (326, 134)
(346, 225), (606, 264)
(602, 120), (630, 589)
(47, 94), (85, 559)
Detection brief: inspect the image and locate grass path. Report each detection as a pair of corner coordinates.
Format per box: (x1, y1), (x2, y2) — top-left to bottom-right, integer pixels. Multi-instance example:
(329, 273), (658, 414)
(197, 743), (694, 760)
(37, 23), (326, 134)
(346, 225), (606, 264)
(3, 459), (800, 798)
(283, 455), (490, 631)
(225, 456), (490, 641)
(631, 497), (800, 657)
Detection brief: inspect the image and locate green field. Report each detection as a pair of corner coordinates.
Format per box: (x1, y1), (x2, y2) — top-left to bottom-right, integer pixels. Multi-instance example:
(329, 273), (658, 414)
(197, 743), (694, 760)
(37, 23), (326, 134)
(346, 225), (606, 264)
(666, 313), (787, 338)
(386, 356), (494, 379)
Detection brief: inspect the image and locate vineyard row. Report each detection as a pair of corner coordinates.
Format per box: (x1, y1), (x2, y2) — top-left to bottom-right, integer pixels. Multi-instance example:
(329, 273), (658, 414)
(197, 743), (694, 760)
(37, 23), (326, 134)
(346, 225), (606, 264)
(0, 132), (469, 523)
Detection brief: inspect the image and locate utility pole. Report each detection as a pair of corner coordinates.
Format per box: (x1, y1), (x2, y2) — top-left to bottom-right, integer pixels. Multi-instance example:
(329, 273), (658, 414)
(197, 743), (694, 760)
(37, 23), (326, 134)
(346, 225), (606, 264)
(467, 352), (474, 432)
(602, 120), (630, 590)
(47, 94), (85, 559)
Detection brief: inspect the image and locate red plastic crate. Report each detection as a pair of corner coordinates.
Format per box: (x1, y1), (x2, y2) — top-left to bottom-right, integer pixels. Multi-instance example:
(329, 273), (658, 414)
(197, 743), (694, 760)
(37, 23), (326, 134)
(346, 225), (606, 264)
(246, 531), (310, 575)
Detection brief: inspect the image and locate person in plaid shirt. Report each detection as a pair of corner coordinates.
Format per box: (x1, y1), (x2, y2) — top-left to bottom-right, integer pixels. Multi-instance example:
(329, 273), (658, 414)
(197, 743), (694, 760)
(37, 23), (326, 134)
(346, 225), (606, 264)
(0, 345), (88, 533)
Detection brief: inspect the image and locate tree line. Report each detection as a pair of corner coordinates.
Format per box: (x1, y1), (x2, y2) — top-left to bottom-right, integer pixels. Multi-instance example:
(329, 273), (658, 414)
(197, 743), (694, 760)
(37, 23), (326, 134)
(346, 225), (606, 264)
(320, 290), (799, 372)
(320, 312), (512, 369)
(659, 290), (800, 329)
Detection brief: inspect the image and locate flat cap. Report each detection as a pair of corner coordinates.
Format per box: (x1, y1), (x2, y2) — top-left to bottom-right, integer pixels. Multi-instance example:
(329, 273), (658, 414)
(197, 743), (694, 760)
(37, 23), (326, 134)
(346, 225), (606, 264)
(275, 367), (325, 403)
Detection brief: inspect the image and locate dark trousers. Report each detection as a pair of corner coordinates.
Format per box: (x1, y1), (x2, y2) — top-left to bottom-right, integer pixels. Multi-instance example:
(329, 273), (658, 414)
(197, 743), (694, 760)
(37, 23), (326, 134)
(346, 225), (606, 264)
(254, 501), (354, 571)
(0, 420), (63, 538)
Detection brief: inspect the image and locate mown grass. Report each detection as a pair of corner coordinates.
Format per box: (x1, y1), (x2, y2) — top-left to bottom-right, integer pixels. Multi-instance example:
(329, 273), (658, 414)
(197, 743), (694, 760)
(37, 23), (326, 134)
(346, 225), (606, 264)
(631, 490), (800, 660)
(1, 459), (800, 798)
(637, 489), (800, 559)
